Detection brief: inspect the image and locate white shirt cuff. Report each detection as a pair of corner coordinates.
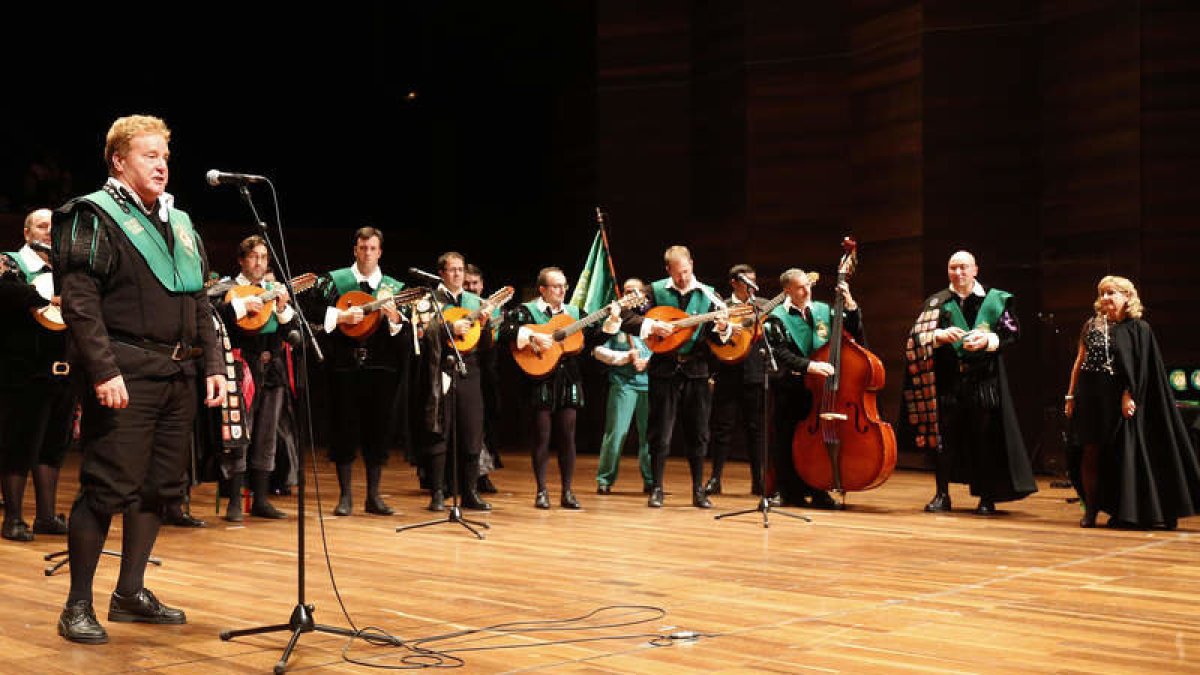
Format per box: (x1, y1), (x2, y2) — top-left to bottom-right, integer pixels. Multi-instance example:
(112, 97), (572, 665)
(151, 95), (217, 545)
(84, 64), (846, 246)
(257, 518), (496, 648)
(277, 304), (295, 325)
(638, 319), (658, 340)
(986, 332), (1000, 352)
(517, 326), (532, 349)
(323, 306), (340, 334)
(232, 296), (248, 320)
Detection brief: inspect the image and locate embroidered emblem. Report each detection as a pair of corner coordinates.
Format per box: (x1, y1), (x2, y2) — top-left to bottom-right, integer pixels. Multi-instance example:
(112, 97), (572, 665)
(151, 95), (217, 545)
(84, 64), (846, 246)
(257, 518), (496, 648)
(174, 223), (196, 252)
(816, 321), (829, 341)
(124, 219), (144, 235)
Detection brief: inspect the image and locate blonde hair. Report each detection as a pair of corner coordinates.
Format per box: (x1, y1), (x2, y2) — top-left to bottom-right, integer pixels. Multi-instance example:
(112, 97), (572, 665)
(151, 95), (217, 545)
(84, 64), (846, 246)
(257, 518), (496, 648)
(1094, 275), (1144, 320)
(779, 268), (820, 287)
(104, 115), (170, 173)
(663, 245), (692, 265)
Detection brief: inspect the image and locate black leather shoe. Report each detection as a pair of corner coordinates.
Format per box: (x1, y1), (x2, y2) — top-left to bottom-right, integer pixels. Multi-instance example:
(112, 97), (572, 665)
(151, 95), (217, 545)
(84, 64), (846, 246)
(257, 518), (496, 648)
(251, 501), (288, 519)
(704, 476), (722, 495)
(462, 491), (491, 511)
(751, 480), (764, 496)
(2, 519), (33, 541)
(166, 512), (206, 528)
(333, 494), (352, 516)
(692, 489), (713, 509)
(108, 588), (186, 624)
(647, 487), (664, 508)
(561, 490), (581, 509)
(643, 483), (654, 494)
(224, 499), (244, 522)
(596, 484), (611, 495)
(534, 490), (551, 509)
(923, 492), (952, 513)
(364, 495), (394, 516)
(973, 499), (997, 516)
(1079, 510), (1097, 528)
(477, 475), (498, 494)
(58, 599), (108, 644)
(808, 491), (841, 510)
(33, 513), (69, 535)
(427, 490), (445, 512)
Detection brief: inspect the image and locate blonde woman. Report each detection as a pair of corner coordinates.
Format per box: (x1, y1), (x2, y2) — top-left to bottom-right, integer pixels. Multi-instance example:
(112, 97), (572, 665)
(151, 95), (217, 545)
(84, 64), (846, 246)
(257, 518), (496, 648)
(1064, 276), (1200, 529)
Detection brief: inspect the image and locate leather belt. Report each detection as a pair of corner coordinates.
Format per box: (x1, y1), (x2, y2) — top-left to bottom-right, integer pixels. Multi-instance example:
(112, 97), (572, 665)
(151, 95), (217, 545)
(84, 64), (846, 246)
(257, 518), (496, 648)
(111, 334), (203, 361)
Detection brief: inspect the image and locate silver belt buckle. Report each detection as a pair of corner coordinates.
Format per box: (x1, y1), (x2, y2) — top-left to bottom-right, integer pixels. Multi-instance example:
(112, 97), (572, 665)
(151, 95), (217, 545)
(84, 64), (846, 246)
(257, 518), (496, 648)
(51, 361), (71, 376)
(171, 343), (186, 361)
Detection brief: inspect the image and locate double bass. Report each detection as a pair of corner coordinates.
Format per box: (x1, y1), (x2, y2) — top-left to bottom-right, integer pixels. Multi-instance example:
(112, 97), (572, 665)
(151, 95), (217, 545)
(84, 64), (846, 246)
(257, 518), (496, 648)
(792, 237), (896, 498)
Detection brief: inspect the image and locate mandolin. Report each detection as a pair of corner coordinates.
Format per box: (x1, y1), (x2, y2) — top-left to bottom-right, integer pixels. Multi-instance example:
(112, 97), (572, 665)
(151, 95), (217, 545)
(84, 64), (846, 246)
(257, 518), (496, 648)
(512, 290), (645, 378)
(443, 286), (515, 353)
(708, 292), (788, 364)
(223, 273), (318, 332)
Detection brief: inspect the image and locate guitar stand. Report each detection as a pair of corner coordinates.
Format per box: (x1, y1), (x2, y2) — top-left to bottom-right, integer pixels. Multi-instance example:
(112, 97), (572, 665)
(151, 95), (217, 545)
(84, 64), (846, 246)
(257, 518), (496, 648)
(44, 549), (162, 577)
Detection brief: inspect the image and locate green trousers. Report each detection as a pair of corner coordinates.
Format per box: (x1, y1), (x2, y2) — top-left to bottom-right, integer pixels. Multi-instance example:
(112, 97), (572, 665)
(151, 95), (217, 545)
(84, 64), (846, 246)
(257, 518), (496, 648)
(595, 383), (652, 488)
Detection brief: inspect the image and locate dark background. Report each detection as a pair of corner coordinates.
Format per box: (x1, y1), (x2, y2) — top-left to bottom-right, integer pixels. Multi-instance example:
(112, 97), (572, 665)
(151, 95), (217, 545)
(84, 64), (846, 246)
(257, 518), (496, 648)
(3, 1), (1198, 471)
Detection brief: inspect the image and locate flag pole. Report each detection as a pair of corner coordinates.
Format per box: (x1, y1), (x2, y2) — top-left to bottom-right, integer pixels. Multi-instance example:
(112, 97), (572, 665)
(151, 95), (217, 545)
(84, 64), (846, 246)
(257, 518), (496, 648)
(595, 206), (621, 298)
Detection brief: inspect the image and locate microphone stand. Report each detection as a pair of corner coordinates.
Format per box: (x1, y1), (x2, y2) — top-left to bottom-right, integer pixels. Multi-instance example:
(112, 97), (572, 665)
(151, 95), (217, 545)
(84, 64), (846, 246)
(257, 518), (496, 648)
(396, 285), (489, 539)
(219, 183), (378, 674)
(715, 290), (811, 528)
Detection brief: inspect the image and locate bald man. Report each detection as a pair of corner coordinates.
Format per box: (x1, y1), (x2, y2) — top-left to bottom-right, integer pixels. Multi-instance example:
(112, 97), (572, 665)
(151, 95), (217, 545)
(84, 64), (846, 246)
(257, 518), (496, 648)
(900, 251), (1036, 516)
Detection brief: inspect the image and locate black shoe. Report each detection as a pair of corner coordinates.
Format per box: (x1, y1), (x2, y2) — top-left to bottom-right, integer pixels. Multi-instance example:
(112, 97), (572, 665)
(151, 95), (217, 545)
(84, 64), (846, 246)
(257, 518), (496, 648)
(808, 491), (841, 510)
(251, 501), (288, 519)
(973, 499), (997, 516)
(271, 486), (293, 497)
(333, 494), (352, 516)
(224, 499), (244, 522)
(477, 475), (498, 494)
(596, 484), (612, 495)
(751, 480), (764, 496)
(364, 495), (394, 516)
(166, 512), (207, 528)
(462, 491), (492, 511)
(1079, 510), (1098, 528)
(58, 599), (108, 644)
(693, 488), (713, 509)
(704, 476), (722, 496)
(647, 486), (664, 508)
(427, 490), (445, 512)
(924, 492), (952, 513)
(2, 519), (33, 541)
(33, 513), (69, 535)
(534, 489), (551, 509)
(561, 490), (581, 509)
(108, 588), (186, 624)
(643, 483), (654, 494)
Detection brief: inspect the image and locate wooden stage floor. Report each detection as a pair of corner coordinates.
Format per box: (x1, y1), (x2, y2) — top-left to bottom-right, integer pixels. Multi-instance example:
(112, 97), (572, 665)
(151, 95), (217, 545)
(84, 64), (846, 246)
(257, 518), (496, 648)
(2, 452), (1197, 674)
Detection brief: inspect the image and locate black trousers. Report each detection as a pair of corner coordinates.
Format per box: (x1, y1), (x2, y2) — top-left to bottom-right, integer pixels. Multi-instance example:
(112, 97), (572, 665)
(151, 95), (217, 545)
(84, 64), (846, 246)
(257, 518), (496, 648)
(426, 373), (484, 493)
(771, 383), (815, 503)
(77, 374), (195, 514)
(0, 376), (74, 472)
(327, 368), (399, 465)
(709, 381), (764, 480)
(647, 374), (711, 477)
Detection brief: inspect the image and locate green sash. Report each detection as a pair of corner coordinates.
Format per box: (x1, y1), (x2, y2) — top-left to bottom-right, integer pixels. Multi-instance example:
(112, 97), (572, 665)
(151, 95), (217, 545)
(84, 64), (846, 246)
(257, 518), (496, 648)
(769, 302), (831, 355)
(3, 251), (45, 282)
(650, 278), (715, 354)
(523, 300), (580, 325)
(449, 290), (482, 311)
(328, 267), (405, 298)
(943, 288), (1012, 357)
(257, 280), (280, 335)
(83, 189), (205, 293)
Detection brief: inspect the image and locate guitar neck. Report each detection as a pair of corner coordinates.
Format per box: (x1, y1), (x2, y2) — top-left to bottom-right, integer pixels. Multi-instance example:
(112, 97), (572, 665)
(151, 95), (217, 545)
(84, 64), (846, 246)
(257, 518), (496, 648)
(674, 308), (728, 329)
(558, 306), (610, 338)
(761, 292), (787, 316)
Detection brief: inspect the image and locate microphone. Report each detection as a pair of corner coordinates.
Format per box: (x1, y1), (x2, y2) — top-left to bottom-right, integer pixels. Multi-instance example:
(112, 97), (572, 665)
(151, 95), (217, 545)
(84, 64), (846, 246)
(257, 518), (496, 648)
(28, 241), (52, 254)
(408, 267), (442, 284)
(736, 272), (759, 293)
(206, 169), (268, 186)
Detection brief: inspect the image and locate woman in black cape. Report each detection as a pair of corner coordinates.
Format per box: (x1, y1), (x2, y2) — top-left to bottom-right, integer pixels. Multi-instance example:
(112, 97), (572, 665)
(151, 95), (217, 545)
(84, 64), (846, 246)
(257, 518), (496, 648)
(1065, 275), (1200, 529)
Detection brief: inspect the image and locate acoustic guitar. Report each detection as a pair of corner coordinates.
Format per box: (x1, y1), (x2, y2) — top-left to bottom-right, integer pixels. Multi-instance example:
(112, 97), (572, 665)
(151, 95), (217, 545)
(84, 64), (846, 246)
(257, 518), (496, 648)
(223, 273), (318, 332)
(337, 286), (429, 341)
(644, 303), (755, 355)
(512, 290), (645, 378)
(708, 292), (788, 364)
(443, 286), (515, 353)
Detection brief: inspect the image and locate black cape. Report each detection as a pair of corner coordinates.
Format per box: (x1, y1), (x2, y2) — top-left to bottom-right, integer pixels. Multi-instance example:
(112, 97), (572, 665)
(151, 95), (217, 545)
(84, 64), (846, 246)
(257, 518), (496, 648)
(1071, 319), (1200, 527)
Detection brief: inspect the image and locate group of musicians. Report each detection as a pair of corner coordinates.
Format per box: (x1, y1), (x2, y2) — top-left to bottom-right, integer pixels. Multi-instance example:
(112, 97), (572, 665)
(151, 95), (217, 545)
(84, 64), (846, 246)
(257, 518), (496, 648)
(7, 114), (1185, 647)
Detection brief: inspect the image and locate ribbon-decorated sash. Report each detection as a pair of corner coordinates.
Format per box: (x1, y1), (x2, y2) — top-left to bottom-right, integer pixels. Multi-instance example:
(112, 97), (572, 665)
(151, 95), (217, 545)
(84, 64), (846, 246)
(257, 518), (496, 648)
(769, 302), (831, 355)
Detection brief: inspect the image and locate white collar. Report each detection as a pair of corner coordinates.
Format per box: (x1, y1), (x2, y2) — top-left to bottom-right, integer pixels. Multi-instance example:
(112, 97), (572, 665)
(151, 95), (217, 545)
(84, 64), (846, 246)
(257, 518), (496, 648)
(18, 244), (48, 273)
(352, 263), (382, 287)
(782, 296), (811, 314)
(667, 276), (702, 294)
(107, 177), (173, 221)
(236, 272), (270, 287)
(535, 297), (566, 314)
(437, 282), (462, 300)
(949, 280), (986, 299)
